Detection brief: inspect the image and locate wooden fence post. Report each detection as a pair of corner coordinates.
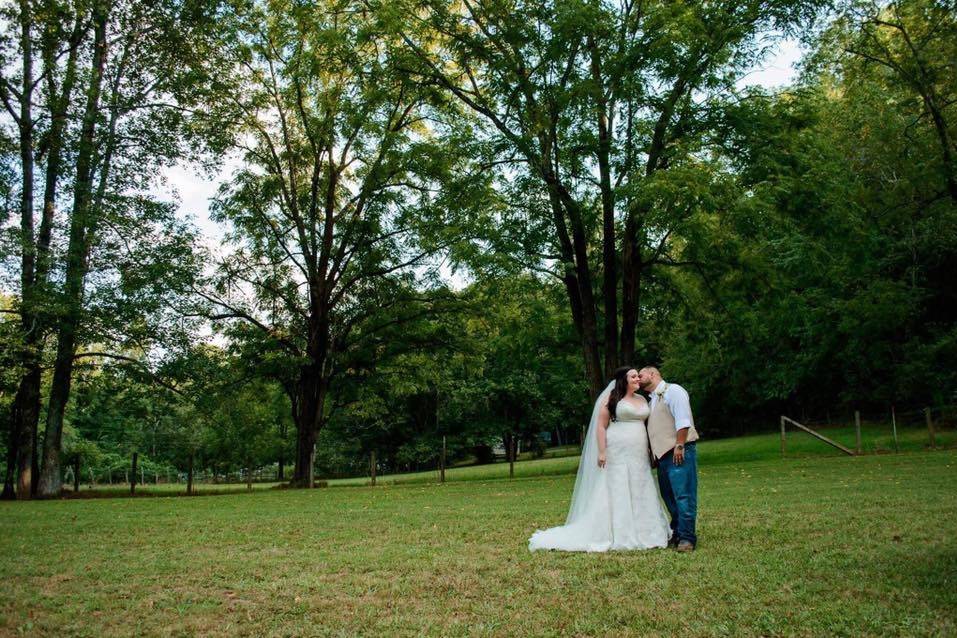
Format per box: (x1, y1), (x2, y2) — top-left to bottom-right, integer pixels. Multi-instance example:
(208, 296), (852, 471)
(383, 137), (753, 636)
(509, 434), (516, 479)
(309, 443), (316, 489)
(440, 436), (446, 484)
(73, 457), (81, 492)
(925, 407), (937, 448)
(855, 411), (862, 455)
(891, 405), (899, 453)
(780, 416), (786, 457)
(370, 450), (377, 486)
(187, 451), (194, 495)
(130, 452), (138, 496)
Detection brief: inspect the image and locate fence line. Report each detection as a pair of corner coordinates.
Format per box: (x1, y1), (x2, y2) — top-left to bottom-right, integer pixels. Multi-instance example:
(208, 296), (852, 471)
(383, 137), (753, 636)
(793, 403), (957, 429)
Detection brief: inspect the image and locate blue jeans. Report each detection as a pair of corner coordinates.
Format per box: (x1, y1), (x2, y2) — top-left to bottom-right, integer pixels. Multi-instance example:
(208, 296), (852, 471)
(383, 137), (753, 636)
(657, 442), (698, 545)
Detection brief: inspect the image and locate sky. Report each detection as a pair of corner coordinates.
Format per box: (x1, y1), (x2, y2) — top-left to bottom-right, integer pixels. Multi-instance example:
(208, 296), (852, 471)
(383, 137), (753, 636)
(151, 37), (807, 252)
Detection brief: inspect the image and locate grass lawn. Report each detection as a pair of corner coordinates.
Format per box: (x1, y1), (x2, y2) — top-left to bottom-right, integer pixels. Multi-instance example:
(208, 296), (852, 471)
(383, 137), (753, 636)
(1, 445), (955, 636)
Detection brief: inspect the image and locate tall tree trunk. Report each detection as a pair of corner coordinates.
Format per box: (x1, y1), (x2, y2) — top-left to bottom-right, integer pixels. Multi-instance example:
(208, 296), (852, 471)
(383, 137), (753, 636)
(1, 423), (15, 499)
(548, 198), (603, 396)
(565, 202), (604, 396)
(292, 362), (328, 485)
(6, 0), (37, 500)
(540, 153), (604, 397)
(4, 10), (85, 501)
(9, 367), (40, 499)
(39, 3), (122, 497)
(37, 5), (83, 286)
(11, 9), (86, 500)
(620, 203), (644, 366)
(36, 4), (109, 498)
(588, 35), (619, 380)
(618, 70), (688, 369)
(30, 416), (38, 496)
(17, 0), (35, 324)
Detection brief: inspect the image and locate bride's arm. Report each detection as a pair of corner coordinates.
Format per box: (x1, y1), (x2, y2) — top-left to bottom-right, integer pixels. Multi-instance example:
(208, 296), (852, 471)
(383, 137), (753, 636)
(596, 404), (610, 467)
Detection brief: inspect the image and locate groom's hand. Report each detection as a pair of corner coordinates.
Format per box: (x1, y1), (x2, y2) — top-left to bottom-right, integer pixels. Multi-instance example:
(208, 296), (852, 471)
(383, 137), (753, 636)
(673, 445), (684, 465)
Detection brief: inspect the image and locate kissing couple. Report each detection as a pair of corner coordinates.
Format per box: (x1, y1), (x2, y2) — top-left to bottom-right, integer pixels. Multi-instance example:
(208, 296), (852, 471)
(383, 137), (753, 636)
(529, 366), (699, 553)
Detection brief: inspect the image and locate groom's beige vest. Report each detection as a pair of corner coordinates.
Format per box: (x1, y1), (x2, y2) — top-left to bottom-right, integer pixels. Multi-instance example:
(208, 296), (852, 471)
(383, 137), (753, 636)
(647, 383), (699, 460)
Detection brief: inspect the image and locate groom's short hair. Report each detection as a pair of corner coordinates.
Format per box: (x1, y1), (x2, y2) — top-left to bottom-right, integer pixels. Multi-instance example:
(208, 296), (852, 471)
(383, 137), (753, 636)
(639, 366), (660, 376)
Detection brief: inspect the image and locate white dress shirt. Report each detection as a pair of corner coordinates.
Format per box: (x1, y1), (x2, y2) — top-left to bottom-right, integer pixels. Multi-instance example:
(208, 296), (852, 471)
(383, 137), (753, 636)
(648, 380), (694, 431)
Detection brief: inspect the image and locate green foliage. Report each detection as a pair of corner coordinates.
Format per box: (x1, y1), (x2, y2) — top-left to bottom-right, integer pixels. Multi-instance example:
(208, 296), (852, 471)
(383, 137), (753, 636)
(58, 344), (293, 484)
(315, 275), (587, 476)
(650, 1), (957, 430)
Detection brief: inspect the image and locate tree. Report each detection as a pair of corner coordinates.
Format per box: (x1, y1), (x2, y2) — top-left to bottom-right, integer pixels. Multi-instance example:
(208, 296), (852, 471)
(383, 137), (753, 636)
(1, 0), (222, 497)
(195, 0), (486, 485)
(830, 0), (957, 203)
(383, 0), (824, 396)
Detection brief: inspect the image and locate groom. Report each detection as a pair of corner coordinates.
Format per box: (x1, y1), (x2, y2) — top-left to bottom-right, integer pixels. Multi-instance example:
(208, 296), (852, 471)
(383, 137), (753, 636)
(638, 367), (699, 552)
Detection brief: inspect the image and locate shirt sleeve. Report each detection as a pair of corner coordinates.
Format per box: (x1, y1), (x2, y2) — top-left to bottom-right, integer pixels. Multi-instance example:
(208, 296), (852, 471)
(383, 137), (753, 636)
(668, 385), (693, 430)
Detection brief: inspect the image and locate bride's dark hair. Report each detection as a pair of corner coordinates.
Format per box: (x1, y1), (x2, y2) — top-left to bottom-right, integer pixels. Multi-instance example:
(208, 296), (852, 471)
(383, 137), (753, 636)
(606, 366), (635, 422)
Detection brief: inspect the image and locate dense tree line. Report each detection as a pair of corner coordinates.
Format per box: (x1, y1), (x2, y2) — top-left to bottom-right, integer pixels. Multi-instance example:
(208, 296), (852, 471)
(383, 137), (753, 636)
(1, 0), (954, 496)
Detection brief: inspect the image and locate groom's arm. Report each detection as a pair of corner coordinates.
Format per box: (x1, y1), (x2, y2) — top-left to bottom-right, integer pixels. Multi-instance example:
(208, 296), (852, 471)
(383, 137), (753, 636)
(670, 386), (693, 465)
(669, 385), (693, 430)
(674, 427), (689, 464)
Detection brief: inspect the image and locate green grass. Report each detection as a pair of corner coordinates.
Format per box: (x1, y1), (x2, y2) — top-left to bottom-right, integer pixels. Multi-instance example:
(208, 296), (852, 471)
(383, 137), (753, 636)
(2, 446), (955, 636)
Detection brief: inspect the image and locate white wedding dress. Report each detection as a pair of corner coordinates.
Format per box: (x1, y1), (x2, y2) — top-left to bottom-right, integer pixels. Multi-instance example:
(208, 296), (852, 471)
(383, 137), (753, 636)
(529, 386), (671, 552)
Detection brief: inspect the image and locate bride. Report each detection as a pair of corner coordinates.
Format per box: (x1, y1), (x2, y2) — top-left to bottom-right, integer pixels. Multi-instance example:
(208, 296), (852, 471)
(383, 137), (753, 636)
(529, 367), (671, 552)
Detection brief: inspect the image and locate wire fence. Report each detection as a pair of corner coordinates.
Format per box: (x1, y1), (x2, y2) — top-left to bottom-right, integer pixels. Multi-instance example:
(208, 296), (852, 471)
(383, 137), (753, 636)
(801, 404), (954, 427)
(781, 402), (957, 456)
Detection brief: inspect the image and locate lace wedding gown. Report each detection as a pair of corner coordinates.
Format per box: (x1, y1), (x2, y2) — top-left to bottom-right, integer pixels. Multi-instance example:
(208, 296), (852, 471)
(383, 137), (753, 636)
(529, 398), (671, 552)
